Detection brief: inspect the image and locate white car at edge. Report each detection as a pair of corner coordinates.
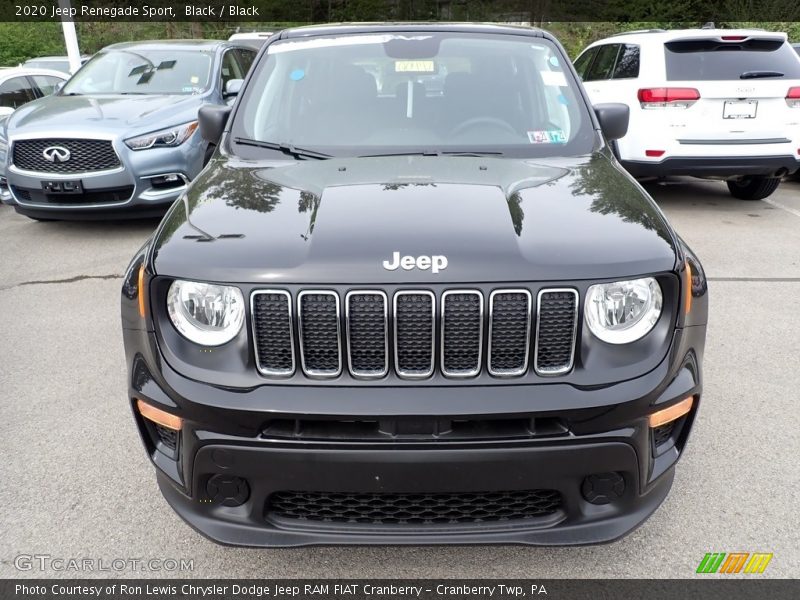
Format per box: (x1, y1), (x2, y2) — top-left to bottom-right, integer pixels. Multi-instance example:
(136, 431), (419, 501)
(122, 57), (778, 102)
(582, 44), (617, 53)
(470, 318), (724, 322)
(574, 28), (800, 200)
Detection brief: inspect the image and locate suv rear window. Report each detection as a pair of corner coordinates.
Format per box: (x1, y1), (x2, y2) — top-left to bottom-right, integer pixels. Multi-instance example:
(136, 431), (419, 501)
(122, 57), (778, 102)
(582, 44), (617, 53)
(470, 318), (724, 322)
(665, 38), (800, 81)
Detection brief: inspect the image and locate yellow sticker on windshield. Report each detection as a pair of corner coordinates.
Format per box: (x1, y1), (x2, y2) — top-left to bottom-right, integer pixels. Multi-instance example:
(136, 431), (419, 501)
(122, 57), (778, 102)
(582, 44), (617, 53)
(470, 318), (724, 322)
(394, 60), (435, 73)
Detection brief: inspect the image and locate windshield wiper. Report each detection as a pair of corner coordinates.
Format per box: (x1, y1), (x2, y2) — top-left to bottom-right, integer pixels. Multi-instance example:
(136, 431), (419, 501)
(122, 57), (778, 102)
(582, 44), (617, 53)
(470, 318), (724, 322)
(360, 150), (504, 158)
(233, 138), (331, 160)
(441, 151), (504, 157)
(740, 70), (784, 79)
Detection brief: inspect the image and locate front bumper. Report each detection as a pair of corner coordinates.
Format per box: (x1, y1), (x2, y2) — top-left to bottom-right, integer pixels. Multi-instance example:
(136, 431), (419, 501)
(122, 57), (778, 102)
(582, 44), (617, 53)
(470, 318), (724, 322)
(2, 133), (205, 219)
(124, 320), (705, 547)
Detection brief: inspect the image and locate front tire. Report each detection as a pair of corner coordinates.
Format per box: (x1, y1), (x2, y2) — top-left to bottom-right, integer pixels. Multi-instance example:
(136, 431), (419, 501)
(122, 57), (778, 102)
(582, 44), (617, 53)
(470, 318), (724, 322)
(726, 176), (781, 201)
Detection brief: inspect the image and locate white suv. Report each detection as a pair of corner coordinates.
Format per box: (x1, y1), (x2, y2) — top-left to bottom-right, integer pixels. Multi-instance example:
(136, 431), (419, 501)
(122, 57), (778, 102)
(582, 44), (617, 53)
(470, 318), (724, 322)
(574, 29), (800, 200)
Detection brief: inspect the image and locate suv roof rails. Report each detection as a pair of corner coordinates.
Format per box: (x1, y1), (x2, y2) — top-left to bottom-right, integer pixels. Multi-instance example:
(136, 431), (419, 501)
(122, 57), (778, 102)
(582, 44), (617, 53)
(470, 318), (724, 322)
(609, 29), (666, 37)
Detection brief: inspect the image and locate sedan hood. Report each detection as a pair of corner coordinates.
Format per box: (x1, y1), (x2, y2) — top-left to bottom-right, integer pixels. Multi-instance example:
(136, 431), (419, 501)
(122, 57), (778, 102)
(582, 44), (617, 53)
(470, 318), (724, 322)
(152, 154), (678, 284)
(8, 94), (204, 135)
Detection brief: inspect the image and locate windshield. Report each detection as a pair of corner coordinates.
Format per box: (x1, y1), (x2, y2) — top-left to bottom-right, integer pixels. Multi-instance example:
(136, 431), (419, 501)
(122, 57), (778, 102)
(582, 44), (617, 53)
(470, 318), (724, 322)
(232, 32), (595, 158)
(62, 49), (213, 95)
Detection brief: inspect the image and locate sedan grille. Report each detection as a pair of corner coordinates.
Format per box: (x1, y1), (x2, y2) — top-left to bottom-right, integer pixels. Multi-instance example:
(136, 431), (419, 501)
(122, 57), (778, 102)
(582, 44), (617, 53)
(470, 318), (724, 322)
(13, 138), (121, 174)
(267, 489), (563, 526)
(250, 287), (579, 380)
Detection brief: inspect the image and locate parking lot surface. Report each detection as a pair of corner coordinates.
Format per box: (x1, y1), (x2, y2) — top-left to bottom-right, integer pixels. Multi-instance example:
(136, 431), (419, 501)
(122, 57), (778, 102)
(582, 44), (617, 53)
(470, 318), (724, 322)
(1, 178), (799, 578)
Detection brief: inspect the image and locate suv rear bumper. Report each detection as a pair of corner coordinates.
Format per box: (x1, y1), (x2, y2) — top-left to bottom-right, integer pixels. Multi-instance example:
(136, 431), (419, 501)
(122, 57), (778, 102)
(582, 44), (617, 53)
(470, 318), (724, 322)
(621, 155), (800, 179)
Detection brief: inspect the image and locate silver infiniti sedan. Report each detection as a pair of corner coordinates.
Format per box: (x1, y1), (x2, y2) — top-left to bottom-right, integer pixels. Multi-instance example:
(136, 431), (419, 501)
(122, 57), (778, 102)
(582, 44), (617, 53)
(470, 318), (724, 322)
(0, 40), (256, 220)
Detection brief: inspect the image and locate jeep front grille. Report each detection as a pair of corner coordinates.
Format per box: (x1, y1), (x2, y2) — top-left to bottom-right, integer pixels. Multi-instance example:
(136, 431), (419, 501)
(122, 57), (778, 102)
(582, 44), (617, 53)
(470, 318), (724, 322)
(12, 138), (121, 174)
(251, 287), (579, 380)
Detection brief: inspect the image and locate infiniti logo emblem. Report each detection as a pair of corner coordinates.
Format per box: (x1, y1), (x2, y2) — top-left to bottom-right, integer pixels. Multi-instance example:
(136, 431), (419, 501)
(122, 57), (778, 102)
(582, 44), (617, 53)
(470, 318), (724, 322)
(42, 146), (71, 164)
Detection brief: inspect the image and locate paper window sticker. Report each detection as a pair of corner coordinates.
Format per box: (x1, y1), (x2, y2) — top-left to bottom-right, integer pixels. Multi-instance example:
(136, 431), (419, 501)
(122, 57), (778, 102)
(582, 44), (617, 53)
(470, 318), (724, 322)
(540, 70), (568, 87)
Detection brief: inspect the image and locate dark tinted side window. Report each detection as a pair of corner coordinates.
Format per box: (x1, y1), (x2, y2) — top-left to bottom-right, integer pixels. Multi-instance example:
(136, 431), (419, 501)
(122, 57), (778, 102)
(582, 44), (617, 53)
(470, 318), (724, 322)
(665, 39), (800, 80)
(613, 44), (640, 79)
(584, 44), (619, 81)
(0, 76), (37, 109)
(235, 49), (256, 74)
(573, 47), (598, 80)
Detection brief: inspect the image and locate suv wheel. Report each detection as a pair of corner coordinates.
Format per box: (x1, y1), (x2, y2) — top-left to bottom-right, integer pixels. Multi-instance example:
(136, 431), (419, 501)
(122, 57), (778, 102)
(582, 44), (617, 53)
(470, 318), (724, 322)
(726, 176), (781, 201)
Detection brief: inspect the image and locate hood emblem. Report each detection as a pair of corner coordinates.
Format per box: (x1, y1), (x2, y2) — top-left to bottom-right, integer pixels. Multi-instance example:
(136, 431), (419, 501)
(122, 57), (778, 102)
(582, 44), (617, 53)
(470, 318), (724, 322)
(42, 145), (71, 163)
(383, 251), (448, 274)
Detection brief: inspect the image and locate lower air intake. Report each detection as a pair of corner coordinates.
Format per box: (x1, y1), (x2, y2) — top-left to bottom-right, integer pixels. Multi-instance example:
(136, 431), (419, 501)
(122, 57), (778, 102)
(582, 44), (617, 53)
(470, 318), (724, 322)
(268, 489), (563, 525)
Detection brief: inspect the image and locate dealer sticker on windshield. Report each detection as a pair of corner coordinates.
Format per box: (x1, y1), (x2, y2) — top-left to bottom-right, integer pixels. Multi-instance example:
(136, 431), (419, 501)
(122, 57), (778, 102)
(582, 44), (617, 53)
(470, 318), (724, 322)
(528, 130), (567, 144)
(394, 60), (435, 72)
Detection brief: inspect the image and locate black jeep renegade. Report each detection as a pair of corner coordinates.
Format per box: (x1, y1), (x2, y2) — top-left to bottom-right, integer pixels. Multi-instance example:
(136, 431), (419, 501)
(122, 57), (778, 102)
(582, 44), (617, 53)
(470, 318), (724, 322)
(121, 23), (708, 546)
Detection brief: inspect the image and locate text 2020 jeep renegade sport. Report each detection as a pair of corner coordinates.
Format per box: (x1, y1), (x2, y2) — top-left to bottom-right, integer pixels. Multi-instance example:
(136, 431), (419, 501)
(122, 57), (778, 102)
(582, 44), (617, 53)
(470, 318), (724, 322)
(121, 24), (708, 546)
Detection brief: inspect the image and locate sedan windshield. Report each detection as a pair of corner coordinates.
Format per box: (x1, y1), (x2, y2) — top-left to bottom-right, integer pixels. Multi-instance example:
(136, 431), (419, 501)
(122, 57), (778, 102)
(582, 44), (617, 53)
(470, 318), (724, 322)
(232, 32), (596, 158)
(62, 49), (213, 95)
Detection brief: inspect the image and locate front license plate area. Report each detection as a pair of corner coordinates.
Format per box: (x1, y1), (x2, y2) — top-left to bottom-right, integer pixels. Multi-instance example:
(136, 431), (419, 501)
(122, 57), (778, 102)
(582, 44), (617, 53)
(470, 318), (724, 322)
(723, 100), (757, 119)
(42, 180), (82, 194)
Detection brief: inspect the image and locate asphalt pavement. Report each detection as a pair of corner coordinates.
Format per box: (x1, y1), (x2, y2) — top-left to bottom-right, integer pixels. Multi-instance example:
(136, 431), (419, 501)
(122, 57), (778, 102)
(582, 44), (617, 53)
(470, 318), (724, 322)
(1, 178), (799, 578)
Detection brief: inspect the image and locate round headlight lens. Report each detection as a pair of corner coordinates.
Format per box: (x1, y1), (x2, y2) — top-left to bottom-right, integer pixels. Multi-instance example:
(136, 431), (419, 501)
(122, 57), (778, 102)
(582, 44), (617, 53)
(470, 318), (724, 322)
(584, 277), (663, 344)
(167, 280), (245, 346)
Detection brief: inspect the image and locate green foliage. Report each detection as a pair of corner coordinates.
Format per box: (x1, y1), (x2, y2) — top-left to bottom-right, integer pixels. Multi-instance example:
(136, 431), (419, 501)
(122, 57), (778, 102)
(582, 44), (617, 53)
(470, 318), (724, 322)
(0, 15), (797, 67)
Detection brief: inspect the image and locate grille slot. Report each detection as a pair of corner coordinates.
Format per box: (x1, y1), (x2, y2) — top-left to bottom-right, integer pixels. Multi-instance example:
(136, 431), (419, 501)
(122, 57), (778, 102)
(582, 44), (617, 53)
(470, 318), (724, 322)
(252, 291), (294, 377)
(346, 291), (388, 378)
(488, 290), (532, 376)
(535, 289), (579, 375)
(268, 489), (563, 526)
(154, 424), (177, 451)
(393, 291), (435, 379)
(13, 138), (121, 174)
(441, 290), (483, 377)
(298, 291), (341, 377)
(653, 422), (674, 447)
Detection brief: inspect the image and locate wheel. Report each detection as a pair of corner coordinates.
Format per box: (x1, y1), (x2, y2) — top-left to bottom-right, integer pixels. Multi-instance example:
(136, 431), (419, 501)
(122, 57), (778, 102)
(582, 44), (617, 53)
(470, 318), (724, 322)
(726, 176), (781, 200)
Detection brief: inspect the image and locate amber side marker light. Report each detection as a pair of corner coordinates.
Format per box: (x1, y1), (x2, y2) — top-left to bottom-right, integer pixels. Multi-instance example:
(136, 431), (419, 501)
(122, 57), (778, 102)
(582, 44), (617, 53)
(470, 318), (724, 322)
(649, 396), (694, 428)
(137, 264), (146, 318)
(684, 260), (693, 315)
(137, 399), (182, 431)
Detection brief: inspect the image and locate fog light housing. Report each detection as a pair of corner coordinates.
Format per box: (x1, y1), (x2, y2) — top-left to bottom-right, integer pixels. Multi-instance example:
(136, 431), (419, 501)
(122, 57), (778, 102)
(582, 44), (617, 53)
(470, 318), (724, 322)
(206, 475), (250, 507)
(582, 472), (625, 505)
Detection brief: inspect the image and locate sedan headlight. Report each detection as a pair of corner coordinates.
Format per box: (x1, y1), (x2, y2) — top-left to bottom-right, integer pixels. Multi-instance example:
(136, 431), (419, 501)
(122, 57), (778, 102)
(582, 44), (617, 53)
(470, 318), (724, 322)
(125, 121), (198, 150)
(584, 277), (663, 344)
(167, 280), (245, 346)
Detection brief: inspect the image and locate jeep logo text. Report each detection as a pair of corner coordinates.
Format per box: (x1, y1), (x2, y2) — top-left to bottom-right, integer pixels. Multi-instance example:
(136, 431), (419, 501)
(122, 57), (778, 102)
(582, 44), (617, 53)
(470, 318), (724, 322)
(382, 251), (448, 274)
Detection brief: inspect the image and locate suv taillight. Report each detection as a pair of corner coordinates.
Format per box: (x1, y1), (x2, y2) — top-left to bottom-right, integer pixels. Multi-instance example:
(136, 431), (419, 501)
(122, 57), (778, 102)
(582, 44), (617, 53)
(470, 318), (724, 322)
(638, 87), (700, 109)
(786, 87), (800, 108)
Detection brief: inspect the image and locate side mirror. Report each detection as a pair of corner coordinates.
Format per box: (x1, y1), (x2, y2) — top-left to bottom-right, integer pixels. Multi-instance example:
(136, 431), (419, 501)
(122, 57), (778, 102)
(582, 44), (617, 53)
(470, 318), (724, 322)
(224, 78), (243, 97)
(54, 81), (66, 94)
(594, 103), (629, 141)
(0, 107), (14, 118)
(199, 104), (232, 143)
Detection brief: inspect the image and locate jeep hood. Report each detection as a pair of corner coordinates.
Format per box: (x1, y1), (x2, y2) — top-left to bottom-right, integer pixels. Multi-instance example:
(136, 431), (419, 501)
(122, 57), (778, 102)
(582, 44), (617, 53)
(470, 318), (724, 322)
(152, 154), (678, 284)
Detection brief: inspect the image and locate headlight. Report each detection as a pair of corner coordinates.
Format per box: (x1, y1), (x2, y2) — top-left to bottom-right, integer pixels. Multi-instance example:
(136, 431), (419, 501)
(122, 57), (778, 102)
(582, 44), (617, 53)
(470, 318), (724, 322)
(584, 277), (663, 344)
(167, 280), (245, 346)
(125, 121), (198, 150)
